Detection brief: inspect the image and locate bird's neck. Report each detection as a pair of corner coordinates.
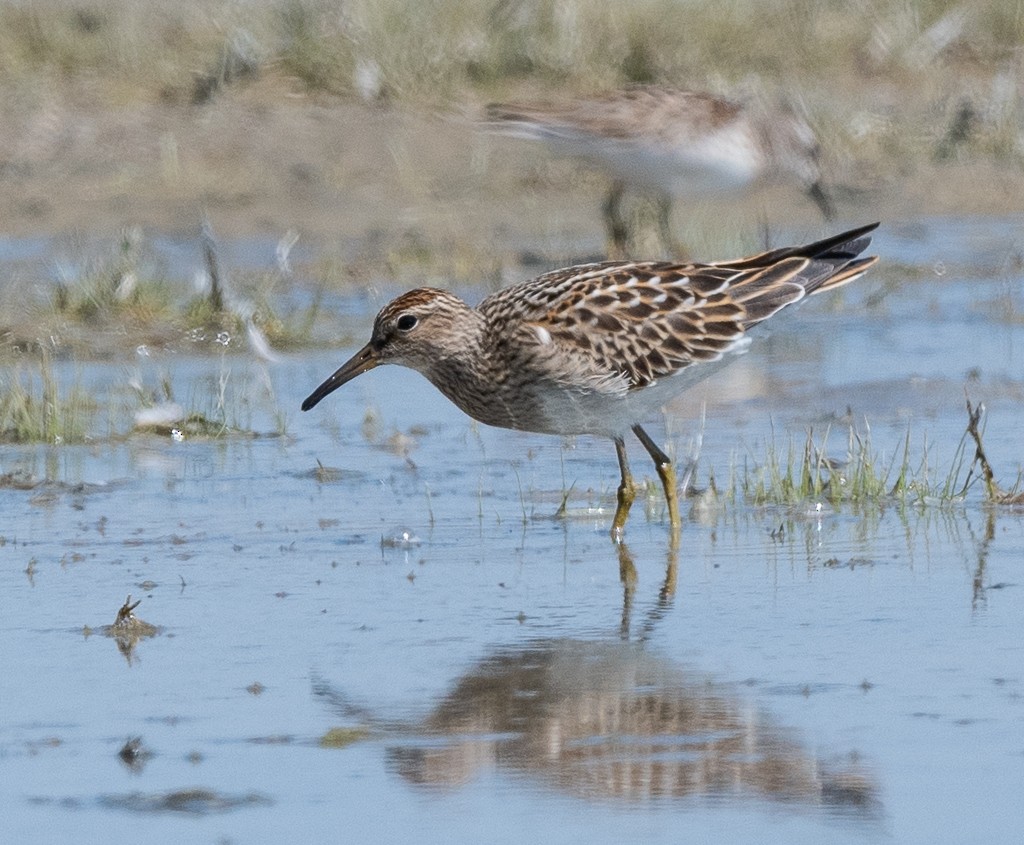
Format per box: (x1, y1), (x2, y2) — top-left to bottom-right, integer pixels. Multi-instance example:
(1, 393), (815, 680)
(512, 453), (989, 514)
(420, 310), (507, 426)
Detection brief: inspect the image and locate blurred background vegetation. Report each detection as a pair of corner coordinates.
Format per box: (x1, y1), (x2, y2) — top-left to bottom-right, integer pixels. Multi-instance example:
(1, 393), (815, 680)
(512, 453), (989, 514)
(0, 0), (1021, 337)
(0, 0), (1020, 453)
(0, 0), (1019, 104)
(2, 0), (1020, 224)
(1, 0), (1019, 138)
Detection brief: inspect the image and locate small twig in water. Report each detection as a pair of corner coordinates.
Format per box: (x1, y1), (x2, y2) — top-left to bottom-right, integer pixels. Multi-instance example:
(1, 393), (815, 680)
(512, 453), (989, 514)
(963, 398), (1024, 504)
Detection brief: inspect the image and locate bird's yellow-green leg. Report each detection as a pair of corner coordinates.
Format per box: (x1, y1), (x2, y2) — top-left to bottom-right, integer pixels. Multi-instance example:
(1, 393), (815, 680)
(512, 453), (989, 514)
(612, 435), (636, 540)
(602, 181), (630, 260)
(656, 195), (689, 261)
(632, 424), (681, 531)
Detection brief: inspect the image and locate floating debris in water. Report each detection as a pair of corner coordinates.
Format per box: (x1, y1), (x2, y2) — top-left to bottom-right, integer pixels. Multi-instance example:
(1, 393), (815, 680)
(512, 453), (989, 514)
(118, 737), (154, 773)
(313, 460), (343, 483)
(381, 528), (421, 549)
(100, 595), (160, 664)
(98, 787), (271, 815)
(320, 726), (370, 749)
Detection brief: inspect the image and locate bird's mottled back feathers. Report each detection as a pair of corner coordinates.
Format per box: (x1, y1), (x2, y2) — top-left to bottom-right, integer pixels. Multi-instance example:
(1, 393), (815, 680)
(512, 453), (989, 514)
(479, 223), (878, 391)
(485, 87), (747, 146)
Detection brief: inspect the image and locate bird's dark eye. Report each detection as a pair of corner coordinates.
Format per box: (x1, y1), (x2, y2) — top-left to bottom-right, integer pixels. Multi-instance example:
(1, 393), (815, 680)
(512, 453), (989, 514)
(396, 314), (418, 332)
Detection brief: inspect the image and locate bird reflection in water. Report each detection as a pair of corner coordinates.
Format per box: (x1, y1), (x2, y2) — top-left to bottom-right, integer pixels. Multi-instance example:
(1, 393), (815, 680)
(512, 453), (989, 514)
(385, 640), (874, 814)
(314, 542), (877, 818)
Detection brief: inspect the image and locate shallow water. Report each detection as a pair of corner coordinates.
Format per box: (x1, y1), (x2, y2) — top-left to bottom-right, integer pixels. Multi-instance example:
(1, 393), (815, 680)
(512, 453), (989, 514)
(2, 217), (1024, 844)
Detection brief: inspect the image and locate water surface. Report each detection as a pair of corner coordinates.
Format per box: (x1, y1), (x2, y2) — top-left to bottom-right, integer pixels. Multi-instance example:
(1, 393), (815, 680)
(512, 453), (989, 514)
(2, 217), (1023, 844)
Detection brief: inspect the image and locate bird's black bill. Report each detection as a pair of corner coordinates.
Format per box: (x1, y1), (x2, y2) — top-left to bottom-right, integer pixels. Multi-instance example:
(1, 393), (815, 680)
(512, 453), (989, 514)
(807, 181), (836, 221)
(301, 343), (378, 411)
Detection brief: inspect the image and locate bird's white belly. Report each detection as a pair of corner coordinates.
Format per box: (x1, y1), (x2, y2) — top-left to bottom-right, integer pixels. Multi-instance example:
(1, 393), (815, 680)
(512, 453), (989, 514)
(549, 123), (764, 197)
(532, 339), (752, 438)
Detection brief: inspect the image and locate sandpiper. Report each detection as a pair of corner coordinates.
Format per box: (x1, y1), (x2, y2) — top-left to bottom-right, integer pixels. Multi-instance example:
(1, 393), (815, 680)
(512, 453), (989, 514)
(303, 224), (878, 537)
(485, 86), (834, 257)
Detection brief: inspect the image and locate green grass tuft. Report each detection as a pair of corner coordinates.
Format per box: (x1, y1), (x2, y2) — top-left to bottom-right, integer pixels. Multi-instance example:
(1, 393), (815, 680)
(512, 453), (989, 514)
(738, 421), (979, 509)
(0, 357), (94, 444)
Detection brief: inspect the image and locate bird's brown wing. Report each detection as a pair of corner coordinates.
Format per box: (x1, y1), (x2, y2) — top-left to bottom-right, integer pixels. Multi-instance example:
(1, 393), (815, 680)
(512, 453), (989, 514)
(479, 224), (879, 391)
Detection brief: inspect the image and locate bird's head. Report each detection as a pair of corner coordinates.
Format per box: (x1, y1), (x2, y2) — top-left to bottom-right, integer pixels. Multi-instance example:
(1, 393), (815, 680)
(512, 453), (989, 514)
(301, 288), (472, 411)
